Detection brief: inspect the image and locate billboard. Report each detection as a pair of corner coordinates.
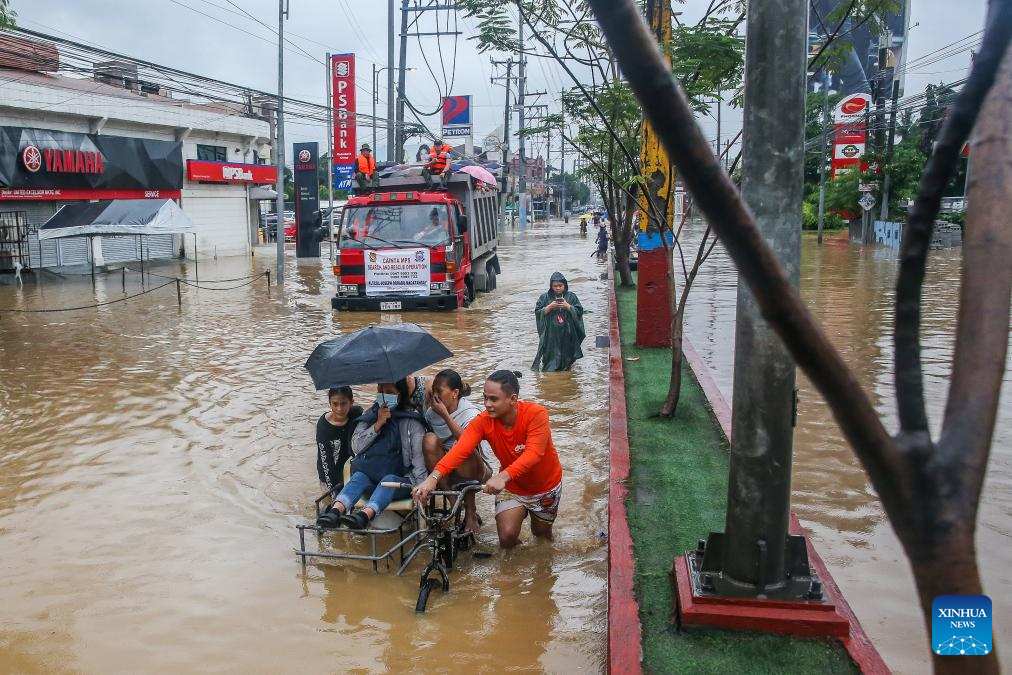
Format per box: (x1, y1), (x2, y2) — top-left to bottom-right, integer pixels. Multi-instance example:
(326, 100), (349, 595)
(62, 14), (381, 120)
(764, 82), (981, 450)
(293, 142), (321, 259)
(831, 93), (871, 177)
(441, 95), (472, 138)
(331, 54), (356, 171)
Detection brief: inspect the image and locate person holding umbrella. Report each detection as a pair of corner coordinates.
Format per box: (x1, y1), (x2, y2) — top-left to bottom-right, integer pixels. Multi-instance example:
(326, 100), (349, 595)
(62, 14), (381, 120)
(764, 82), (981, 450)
(305, 323), (454, 529)
(318, 379), (428, 530)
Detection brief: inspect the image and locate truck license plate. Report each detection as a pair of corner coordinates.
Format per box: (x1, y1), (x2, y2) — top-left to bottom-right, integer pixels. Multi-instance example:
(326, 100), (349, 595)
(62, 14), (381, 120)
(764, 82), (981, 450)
(380, 301), (402, 311)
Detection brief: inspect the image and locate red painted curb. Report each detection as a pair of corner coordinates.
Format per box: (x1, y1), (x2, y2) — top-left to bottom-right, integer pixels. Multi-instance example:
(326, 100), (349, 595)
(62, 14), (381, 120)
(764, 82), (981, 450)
(680, 336), (890, 674)
(608, 281), (643, 675)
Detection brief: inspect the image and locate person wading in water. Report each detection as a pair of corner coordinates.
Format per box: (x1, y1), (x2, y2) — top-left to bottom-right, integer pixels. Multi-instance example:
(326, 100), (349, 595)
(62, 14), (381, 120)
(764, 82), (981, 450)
(413, 370), (563, 548)
(532, 272), (586, 372)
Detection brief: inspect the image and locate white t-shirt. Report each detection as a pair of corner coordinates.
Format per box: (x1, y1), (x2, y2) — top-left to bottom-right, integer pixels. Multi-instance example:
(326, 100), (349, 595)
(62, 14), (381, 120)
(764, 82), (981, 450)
(425, 397), (495, 468)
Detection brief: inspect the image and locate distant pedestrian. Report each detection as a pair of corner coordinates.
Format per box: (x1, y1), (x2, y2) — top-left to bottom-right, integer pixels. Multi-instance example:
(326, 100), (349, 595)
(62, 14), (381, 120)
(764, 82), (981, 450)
(532, 272), (586, 372)
(595, 220), (609, 261)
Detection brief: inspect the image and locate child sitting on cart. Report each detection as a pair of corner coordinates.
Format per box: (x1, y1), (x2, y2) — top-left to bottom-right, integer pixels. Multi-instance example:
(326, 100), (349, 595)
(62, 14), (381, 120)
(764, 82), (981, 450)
(323, 380), (429, 530)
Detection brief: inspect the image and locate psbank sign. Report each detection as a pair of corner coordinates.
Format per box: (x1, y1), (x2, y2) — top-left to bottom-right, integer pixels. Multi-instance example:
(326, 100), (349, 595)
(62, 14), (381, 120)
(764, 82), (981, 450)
(186, 159), (278, 185)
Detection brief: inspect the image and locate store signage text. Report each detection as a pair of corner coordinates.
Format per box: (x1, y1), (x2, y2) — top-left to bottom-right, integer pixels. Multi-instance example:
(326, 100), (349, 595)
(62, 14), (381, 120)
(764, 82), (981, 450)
(186, 159), (277, 185)
(21, 145), (105, 175)
(331, 54), (357, 168)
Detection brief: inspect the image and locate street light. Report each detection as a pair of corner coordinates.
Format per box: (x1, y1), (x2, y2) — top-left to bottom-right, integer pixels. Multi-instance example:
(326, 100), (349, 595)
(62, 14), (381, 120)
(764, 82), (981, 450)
(373, 65), (415, 159)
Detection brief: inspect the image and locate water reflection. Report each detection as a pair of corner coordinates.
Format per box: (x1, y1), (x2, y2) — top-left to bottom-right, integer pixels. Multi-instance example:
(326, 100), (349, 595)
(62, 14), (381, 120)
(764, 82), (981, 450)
(0, 226), (610, 673)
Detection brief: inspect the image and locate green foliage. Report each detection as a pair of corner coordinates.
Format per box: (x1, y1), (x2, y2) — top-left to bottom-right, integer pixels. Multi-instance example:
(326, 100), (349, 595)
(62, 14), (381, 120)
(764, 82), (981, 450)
(0, 0), (15, 28)
(671, 20), (745, 111)
(802, 198), (846, 231)
(809, 0), (902, 74)
(823, 170), (863, 215)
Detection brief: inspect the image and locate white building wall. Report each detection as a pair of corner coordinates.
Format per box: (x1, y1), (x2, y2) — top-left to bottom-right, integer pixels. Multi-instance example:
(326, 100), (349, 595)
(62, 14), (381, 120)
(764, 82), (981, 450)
(0, 74), (270, 263)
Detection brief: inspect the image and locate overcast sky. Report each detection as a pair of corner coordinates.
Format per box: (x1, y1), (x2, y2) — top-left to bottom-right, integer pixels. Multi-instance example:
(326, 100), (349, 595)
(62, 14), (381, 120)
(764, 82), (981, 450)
(13, 0), (988, 163)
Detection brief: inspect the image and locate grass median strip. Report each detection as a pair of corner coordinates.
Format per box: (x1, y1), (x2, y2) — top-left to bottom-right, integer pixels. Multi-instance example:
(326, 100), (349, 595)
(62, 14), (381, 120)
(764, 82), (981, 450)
(615, 282), (857, 674)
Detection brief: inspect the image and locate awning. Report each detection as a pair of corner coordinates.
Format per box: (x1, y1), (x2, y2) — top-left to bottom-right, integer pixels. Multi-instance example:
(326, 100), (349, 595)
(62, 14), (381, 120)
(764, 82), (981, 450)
(37, 199), (198, 240)
(248, 185), (279, 201)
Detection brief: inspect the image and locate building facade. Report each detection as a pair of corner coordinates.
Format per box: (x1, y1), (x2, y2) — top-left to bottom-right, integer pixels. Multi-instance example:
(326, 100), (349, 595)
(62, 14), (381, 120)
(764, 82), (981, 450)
(0, 37), (276, 270)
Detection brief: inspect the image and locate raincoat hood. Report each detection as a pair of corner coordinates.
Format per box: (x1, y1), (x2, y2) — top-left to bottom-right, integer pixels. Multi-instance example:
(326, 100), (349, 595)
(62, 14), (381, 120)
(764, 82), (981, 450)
(548, 272), (569, 294)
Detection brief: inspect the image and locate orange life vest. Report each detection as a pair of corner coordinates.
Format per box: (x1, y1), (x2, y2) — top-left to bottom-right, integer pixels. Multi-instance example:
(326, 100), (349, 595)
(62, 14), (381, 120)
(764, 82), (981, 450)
(356, 153), (376, 176)
(427, 145), (449, 173)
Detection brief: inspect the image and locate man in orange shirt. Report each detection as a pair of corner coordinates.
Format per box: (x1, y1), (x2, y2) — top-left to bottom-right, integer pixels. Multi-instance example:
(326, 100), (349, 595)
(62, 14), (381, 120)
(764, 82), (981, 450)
(354, 143), (377, 193)
(412, 370), (563, 547)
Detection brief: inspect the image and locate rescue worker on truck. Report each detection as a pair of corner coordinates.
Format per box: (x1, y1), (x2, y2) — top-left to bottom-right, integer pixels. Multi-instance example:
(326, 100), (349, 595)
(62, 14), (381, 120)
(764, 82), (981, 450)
(355, 143), (377, 193)
(422, 138), (452, 189)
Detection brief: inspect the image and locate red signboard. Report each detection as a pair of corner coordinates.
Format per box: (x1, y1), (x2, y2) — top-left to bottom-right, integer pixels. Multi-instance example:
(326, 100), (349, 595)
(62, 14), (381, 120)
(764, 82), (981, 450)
(331, 54), (357, 168)
(0, 188), (181, 201)
(186, 159), (277, 184)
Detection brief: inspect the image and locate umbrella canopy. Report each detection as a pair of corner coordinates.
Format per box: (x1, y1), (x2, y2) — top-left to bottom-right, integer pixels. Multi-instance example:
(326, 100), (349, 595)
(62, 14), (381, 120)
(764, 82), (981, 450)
(458, 165), (498, 189)
(305, 322), (453, 390)
(37, 199), (197, 240)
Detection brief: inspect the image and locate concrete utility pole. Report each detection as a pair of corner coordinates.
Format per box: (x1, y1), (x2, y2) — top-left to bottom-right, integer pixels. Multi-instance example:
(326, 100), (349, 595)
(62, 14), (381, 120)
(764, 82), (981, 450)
(326, 53), (335, 262)
(517, 8), (528, 230)
(491, 58), (514, 229)
(701, 0), (815, 599)
(879, 78), (900, 222)
(817, 69), (830, 244)
(715, 89), (722, 163)
(387, 0), (396, 162)
(560, 106), (567, 217)
(274, 0), (288, 284)
(395, 0), (409, 163)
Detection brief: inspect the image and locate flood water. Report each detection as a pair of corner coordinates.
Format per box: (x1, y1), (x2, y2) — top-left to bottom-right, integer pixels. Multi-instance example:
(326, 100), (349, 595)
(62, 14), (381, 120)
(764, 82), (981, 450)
(0, 225), (612, 673)
(680, 225), (1011, 674)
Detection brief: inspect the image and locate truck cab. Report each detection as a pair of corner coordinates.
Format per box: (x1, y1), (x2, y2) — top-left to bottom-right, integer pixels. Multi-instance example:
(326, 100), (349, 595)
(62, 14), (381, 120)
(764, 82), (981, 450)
(331, 174), (501, 311)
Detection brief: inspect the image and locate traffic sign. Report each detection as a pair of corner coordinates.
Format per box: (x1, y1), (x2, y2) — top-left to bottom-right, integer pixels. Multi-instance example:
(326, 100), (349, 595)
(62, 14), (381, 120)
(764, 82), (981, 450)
(859, 194), (876, 211)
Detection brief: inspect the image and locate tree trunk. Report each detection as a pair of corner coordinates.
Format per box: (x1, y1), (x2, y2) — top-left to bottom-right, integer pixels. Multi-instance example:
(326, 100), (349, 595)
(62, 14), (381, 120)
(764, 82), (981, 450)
(660, 302), (685, 417)
(614, 191), (636, 286)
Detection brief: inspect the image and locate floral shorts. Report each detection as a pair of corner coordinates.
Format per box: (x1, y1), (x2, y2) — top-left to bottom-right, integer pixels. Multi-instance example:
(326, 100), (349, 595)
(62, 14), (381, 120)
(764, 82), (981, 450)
(495, 482), (563, 523)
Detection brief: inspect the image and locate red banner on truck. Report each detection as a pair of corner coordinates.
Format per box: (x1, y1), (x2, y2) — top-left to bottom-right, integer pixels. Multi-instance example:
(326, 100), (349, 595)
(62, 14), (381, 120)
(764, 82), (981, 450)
(331, 54), (357, 169)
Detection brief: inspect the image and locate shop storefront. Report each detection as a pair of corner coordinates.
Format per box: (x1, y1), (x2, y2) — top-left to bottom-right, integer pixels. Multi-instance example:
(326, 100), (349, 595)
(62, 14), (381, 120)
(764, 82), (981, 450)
(0, 126), (183, 270)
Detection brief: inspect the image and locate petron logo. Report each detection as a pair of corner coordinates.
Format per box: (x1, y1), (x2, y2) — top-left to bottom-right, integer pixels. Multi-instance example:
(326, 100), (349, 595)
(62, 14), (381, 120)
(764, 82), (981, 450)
(932, 595), (992, 657)
(299, 149), (312, 163)
(841, 97), (869, 115)
(21, 145), (43, 173)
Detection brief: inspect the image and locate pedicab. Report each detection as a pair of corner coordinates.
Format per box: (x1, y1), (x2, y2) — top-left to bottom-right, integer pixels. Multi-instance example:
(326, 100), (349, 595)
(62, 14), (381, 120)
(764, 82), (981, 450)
(296, 323), (489, 612)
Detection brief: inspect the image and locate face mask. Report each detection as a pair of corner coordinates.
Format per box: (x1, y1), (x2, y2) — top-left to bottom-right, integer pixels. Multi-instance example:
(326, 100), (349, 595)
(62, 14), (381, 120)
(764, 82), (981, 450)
(376, 393), (399, 408)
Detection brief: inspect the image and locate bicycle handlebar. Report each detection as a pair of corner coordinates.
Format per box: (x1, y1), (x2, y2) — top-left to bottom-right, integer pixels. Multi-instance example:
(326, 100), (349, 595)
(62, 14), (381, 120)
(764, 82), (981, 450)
(379, 481), (484, 525)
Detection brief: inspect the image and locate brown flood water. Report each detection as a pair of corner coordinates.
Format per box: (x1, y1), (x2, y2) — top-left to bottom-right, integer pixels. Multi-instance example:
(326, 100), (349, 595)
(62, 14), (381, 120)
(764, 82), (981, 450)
(0, 225), (612, 673)
(680, 224), (1011, 674)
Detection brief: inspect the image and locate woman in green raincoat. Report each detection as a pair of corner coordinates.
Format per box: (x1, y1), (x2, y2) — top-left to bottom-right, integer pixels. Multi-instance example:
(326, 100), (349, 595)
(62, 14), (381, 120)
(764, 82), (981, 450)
(533, 272), (586, 371)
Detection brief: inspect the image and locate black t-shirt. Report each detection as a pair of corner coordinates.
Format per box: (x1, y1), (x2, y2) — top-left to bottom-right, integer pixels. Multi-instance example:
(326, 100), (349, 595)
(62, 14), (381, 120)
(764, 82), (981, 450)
(316, 406), (363, 492)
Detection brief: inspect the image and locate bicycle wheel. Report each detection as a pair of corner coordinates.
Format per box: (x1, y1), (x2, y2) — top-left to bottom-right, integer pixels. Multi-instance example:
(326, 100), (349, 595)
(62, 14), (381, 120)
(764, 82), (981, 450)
(415, 578), (442, 613)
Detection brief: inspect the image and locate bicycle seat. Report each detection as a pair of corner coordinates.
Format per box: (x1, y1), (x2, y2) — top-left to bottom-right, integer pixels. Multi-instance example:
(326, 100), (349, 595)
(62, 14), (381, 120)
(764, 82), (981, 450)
(450, 479), (481, 491)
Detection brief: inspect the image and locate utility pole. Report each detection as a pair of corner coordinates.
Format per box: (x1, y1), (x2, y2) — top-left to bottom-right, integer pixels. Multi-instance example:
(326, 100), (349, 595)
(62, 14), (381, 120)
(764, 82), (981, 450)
(879, 77), (900, 222)
(326, 53), (335, 262)
(395, 0), (409, 163)
(560, 106), (567, 218)
(491, 58), (514, 228)
(817, 69), (830, 244)
(372, 63), (378, 155)
(274, 0), (288, 284)
(699, 0), (817, 600)
(715, 89), (722, 164)
(387, 0), (396, 162)
(517, 8), (528, 230)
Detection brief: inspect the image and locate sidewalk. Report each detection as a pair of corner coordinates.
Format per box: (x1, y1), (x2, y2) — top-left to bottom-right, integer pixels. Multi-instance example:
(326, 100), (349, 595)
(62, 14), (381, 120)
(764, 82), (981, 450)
(612, 279), (860, 674)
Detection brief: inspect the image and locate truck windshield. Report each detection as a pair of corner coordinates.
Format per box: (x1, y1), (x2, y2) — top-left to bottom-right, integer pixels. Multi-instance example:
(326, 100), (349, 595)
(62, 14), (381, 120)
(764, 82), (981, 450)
(341, 204), (451, 248)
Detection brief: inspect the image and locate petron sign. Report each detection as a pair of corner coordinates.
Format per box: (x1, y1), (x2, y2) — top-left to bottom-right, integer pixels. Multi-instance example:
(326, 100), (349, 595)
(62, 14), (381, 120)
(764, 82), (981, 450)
(0, 126), (182, 200)
(831, 93), (872, 178)
(186, 159), (278, 185)
(441, 95), (472, 138)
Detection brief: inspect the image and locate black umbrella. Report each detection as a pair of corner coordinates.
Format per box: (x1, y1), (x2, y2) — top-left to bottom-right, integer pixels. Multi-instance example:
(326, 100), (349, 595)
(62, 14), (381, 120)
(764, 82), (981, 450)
(305, 323), (453, 390)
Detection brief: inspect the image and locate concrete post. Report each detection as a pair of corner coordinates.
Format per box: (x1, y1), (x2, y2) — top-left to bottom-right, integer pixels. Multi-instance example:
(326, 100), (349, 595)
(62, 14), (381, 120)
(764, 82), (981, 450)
(707, 0), (812, 598)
